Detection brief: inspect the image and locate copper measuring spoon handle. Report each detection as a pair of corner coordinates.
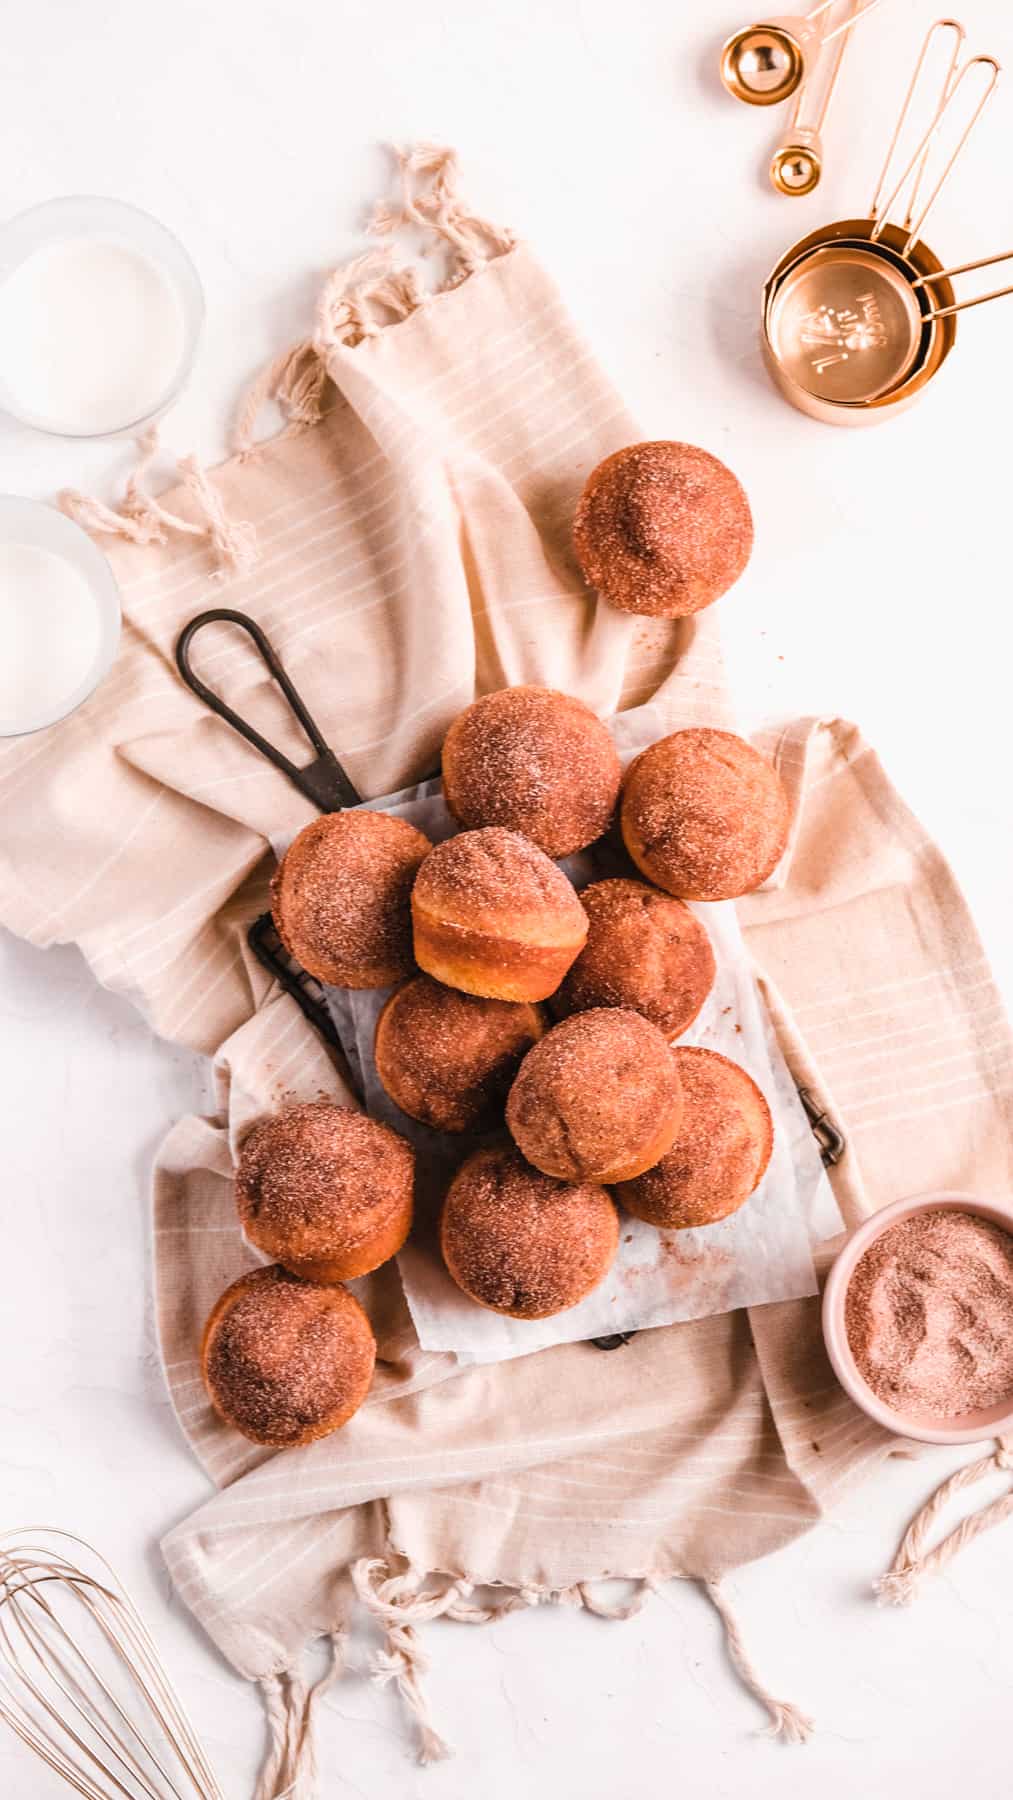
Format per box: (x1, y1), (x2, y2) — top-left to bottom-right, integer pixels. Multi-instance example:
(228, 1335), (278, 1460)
(175, 608), (361, 812)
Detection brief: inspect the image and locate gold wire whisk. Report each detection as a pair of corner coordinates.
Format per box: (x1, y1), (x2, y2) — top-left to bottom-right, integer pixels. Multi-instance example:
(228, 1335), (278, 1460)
(0, 1529), (227, 1800)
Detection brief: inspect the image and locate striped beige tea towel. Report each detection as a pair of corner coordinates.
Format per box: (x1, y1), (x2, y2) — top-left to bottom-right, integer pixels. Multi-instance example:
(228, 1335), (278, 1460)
(0, 147), (1011, 1790)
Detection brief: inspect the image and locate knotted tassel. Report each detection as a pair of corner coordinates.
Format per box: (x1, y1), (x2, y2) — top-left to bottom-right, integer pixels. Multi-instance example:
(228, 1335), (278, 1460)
(369, 143), (515, 280)
(370, 1619), (451, 1766)
(876, 1437), (1013, 1606)
(59, 427), (189, 548)
(253, 1634), (345, 1800)
(703, 1579), (814, 1744)
(232, 340), (330, 459)
(61, 427), (257, 576)
(444, 1580), (542, 1623)
(177, 455), (258, 576)
(314, 251), (392, 354)
(351, 1557), (466, 1764)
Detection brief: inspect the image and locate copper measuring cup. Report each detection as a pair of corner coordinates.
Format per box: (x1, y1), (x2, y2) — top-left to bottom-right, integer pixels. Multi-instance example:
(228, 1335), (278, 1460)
(720, 0), (882, 106)
(762, 18), (1013, 422)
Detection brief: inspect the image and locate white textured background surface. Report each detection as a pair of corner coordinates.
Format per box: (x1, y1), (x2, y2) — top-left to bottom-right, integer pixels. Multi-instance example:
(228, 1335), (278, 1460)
(3, 2), (1013, 1794)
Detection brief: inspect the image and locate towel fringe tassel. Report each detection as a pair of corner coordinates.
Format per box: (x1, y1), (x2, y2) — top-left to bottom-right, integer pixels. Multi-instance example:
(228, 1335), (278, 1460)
(876, 1436), (1013, 1606)
(349, 1559), (812, 1762)
(703, 1578), (814, 1744)
(234, 142), (514, 457)
(59, 426), (258, 577)
(351, 1558), (460, 1764)
(60, 146), (514, 535)
(253, 1633), (345, 1800)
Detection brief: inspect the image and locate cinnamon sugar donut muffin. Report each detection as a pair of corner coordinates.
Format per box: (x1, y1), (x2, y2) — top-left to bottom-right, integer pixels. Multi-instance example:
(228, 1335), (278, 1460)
(506, 1007), (683, 1183)
(551, 879), (715, 1039)
(236, 1101), (414, 1283)
(374, 975), (545, 1133)
(621, 728), (789, 901)
(440, 1144), (619, 1319)
(411, 827), (588, 1002)
(271, 810), (432, 988)
(615, 1047), (773, 1230)
(201, 1265), (376, 1447)
(573, 441), (753, 618)
(441, 686), (622, 857)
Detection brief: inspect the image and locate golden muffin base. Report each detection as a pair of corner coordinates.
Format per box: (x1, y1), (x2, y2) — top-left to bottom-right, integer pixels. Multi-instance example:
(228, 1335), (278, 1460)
(411, 902), (586, 1002)
(255, 1192), (414, 1285)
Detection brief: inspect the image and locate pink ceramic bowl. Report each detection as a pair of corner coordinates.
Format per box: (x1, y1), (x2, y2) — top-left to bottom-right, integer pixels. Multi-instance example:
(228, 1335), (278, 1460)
(822, 1190), (1013, 1446)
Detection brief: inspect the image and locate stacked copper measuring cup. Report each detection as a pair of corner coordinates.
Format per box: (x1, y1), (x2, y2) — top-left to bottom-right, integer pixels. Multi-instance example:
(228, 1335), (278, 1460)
(760, 18), (1013, 423)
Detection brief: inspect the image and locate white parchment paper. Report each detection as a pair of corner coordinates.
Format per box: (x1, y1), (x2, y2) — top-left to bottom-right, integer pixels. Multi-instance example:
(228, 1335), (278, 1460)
(274, 699), (841, 1365)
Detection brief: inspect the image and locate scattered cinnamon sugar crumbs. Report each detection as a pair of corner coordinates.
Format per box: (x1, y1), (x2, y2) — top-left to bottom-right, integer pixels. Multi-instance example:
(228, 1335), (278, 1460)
(845, 1210), (1013, 1419)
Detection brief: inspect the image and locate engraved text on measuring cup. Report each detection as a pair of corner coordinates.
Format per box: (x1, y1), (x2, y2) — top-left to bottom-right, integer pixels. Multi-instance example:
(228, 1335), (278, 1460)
(799, 292), (889, 372)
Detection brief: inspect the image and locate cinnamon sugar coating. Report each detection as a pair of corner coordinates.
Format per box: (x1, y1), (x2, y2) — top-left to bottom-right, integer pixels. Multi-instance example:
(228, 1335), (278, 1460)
(573, 441), (753, 619)
(845, 1210), (1013, 1420)
(621, 728), (789, 901)
(441, 685), (622, 857)
(440, 1144), (619, 1319)
(615, 1047), (772, 1230)
(236, 1100), (414, 1281)
(551, 878), (715, 1039)
(411, 826), (588, 1001)
(375, 975), (545, 1132)
(202, 1265), (376, 1447)
(506, 1006), (683, 1183)
(271, 810), (432, 988)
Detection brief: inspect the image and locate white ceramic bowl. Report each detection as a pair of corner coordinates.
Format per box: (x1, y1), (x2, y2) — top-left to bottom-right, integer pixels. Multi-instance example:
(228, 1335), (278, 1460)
(0, 195), (204, 438)
(0, 497), (121, 736)
(822, 1190), (1013, 1446)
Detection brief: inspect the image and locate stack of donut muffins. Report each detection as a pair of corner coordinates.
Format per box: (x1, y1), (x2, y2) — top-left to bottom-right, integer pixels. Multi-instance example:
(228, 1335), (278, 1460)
(201, 441), (789, 1448)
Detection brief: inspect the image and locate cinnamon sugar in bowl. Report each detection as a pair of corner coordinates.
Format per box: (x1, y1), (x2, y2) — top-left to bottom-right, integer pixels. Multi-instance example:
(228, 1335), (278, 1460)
(822, 1193), (1013, 1445)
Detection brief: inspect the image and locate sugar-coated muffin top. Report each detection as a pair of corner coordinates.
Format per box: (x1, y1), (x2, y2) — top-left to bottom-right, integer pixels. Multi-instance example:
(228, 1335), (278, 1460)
(412, 827), (587, 942)
(573, 441), (753, 618)
(203, 1266), (376, 1446)
(441, 1144), (618, 1319)
(506, 1006), (683, 1181)
(442, 685), (621, 857)
(621, 728), (789, 901)
(271, 809), (431, 986)
(552, 878), (715, 1038)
